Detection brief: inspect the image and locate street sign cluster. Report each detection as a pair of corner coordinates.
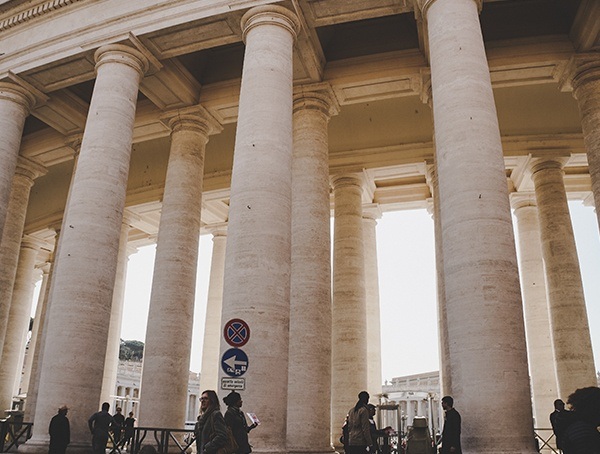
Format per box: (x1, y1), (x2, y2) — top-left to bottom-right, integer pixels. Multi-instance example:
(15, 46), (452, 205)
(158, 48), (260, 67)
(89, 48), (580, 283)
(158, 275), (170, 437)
(221, 318), (250, 390)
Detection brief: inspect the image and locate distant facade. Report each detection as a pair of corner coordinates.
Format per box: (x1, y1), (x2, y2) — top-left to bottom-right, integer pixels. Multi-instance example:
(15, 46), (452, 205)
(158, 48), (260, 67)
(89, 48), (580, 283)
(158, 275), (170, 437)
(112, 361), (200, 423)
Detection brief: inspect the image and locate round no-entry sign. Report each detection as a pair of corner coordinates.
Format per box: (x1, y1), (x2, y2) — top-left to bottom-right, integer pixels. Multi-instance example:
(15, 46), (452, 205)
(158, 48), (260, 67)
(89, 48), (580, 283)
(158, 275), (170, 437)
(223, 318), (250, 347)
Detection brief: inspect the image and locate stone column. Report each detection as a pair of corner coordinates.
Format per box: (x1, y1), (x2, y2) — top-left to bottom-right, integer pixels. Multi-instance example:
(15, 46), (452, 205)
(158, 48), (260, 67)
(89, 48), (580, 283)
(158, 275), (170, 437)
(0, 83), (36, 240)
(100, 216), (133, 405)
(363, 205), (383, 398)
(24, 228), (58, 422)
(199, 226), (227, 393)
(511, 194), (558, 423)
(530, 159), (597, 395)
(219, 6), (299, 454)
(21, 262), (50, 400)
(139, 108), (220, 428)
(419, 0), (536, 452)
(0, 157), (46, 359)
(25, 44), (148, 452)
(571, 59), (600, 229)
(0, 239), (40, 409)
(331, 173), (367, 443)
(287, 86), (337, 454)
(425, 165), (451, 396)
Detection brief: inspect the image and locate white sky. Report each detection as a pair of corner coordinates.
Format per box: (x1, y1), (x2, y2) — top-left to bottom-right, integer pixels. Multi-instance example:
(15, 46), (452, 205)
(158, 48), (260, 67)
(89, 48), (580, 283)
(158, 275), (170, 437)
(114, 201), (600, 383)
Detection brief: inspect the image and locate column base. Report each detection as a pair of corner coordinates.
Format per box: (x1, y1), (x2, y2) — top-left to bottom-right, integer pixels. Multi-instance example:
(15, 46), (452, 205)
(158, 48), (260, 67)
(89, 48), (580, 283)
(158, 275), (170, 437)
(288, 448), (337, 454)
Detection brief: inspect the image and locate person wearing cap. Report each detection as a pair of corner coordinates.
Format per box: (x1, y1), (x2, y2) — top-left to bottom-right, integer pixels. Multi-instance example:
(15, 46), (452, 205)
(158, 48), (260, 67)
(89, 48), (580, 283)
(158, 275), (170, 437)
(48, 405), (70, 454)
(223, 391), (257, 454)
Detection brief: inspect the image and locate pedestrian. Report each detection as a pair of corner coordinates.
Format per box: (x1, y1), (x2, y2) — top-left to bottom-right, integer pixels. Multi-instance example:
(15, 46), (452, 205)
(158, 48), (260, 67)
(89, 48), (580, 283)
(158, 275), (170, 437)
(550, 399), (572, 452)
(223, 391), (257, 454)
(367, 404), (393, 454)
(123, 411), (136, 450)
(113, 406), (125, 447)
(48, 405), (70, 454)
(346, 391), (373, 454)
(561, 387), (600, 454)
(89, 402), (115, 454)
(440, 396), (461, 454)
(194, 390), (228, 454)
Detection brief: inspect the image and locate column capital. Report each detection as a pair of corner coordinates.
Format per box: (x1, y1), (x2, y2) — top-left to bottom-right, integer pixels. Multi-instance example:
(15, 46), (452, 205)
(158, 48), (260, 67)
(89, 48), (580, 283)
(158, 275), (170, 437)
(530, 156), (569, 176)
(293, 83), (340, 118)
(206, 222), (228, 238)
(415, 0), (482, 17)
(15, 156), (47, 182)
(0, 81), (38, 111)
(241, 5), (300, 43)
(362, 203), (382, 221)
(160, 104), (223, 137)
(330, 173), (365, 191)
(559, 53), (600, 95)
(21, 235), (46, 252)
(510, 192), (537, 211)
(94, 44), (150, 77)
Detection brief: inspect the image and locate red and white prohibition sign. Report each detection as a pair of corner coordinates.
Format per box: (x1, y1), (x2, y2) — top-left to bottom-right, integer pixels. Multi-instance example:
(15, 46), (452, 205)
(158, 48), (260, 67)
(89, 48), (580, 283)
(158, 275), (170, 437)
(223, 318), (251, 347)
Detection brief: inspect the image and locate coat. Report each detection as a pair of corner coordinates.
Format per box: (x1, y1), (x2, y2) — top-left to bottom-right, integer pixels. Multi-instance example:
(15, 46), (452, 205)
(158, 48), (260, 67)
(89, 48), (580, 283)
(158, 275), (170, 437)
(195, 409), (228, 454)
(441, 408), (461, 454)
(347, 405), (373, 447)
(224, 406), (252, 454)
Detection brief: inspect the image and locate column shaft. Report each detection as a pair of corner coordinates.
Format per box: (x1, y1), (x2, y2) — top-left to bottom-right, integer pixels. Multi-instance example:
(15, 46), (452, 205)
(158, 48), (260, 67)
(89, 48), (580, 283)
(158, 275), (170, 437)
(219, 7), (299, 454)
(139, 114), (212, 428)
(363, 209), (382, 398)
(21, 264), (50, 402)
(424, 0), (536, 451)
(0, 84), (34, 240)
(287, 90), (334, 454)
(28, 45), (147, 451)
(100, 220), (131, 404)
(531, 160), (597, 396)
(573, 63), (600, 229)
(199, 229), (227, 393)
(512, 197), (558, 423)
(0, 242), (39, 409)
(332, 174), (367, 444)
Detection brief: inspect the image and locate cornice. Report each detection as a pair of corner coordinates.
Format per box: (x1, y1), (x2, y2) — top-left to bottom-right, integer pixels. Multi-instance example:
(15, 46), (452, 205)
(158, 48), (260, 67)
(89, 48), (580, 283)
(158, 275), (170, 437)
(0, 0), (84, 33)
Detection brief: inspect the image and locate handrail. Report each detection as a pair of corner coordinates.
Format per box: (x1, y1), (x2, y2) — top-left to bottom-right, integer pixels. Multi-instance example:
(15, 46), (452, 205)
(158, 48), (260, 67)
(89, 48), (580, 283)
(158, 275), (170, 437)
(0, 420), (33, 452)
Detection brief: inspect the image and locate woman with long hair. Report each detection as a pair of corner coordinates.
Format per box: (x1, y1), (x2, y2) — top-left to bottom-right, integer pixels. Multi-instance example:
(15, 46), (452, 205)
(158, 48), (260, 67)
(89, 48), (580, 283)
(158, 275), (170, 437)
(194, 390), (228, 454)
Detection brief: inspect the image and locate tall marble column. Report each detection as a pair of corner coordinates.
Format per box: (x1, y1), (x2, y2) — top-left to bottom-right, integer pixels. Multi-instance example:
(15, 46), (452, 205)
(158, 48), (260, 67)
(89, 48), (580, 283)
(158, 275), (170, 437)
(0, 83), (36, 240)
(425, 165), (451, 396)
(139, 109), (220, 428)
(199, 226), (227, 393)
(21, 262), (51, 401)
(219, 6), (299, 454)
(0, 239), (40, 409)
(418, 0), (536, 452)
(24, 228), (58, 422)
(331, 173), (367, 444)
(530, 159), (597, 396)
(0, 157), (46, 360)
(287, 86), (337, 454)
(362, 205), (383, 398)
(511, 194), (558, 423)
(100, 216), (133, 405)
(25, 44), (148, 453)
(571, 59), (600, 229)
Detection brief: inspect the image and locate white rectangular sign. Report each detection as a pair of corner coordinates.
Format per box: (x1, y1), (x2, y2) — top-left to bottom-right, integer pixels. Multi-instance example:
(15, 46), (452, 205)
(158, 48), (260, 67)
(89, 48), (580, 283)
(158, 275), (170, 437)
(221, 377), (245, 390)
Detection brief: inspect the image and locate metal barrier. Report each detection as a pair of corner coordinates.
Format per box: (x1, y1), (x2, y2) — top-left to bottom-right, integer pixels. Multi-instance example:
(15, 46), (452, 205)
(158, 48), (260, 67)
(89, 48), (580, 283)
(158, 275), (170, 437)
(534, 428), (559, 454)
(108, 427), (196, 454)
(0, 420), (33, 452)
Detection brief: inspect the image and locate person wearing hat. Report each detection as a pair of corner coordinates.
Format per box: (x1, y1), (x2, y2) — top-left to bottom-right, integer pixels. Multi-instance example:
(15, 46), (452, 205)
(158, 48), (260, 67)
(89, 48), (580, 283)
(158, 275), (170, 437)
(48, 405), (70, 454)
(223, 391), (257, 454)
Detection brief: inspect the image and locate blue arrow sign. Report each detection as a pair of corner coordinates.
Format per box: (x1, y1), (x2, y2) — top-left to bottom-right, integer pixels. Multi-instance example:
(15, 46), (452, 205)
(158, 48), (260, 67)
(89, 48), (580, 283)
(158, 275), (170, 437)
(221, 348), (249, 377)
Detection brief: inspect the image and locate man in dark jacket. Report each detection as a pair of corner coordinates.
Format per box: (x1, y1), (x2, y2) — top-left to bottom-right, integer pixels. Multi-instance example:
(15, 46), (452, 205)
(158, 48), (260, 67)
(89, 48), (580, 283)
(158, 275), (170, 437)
(89, 402), (115, 454)
(441, 396), (461, 454)
(550, 399), (572, 451)
(48, 405), (70, 454)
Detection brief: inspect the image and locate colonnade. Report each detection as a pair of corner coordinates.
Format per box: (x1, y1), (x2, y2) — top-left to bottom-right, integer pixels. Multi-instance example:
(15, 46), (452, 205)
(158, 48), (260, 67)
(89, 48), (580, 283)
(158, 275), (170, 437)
(0, 1), (596, 454)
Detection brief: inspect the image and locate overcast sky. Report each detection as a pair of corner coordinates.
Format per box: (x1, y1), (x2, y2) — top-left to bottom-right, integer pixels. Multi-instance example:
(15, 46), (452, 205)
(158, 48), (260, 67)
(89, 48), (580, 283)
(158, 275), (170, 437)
(113, 201), (600, 384)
